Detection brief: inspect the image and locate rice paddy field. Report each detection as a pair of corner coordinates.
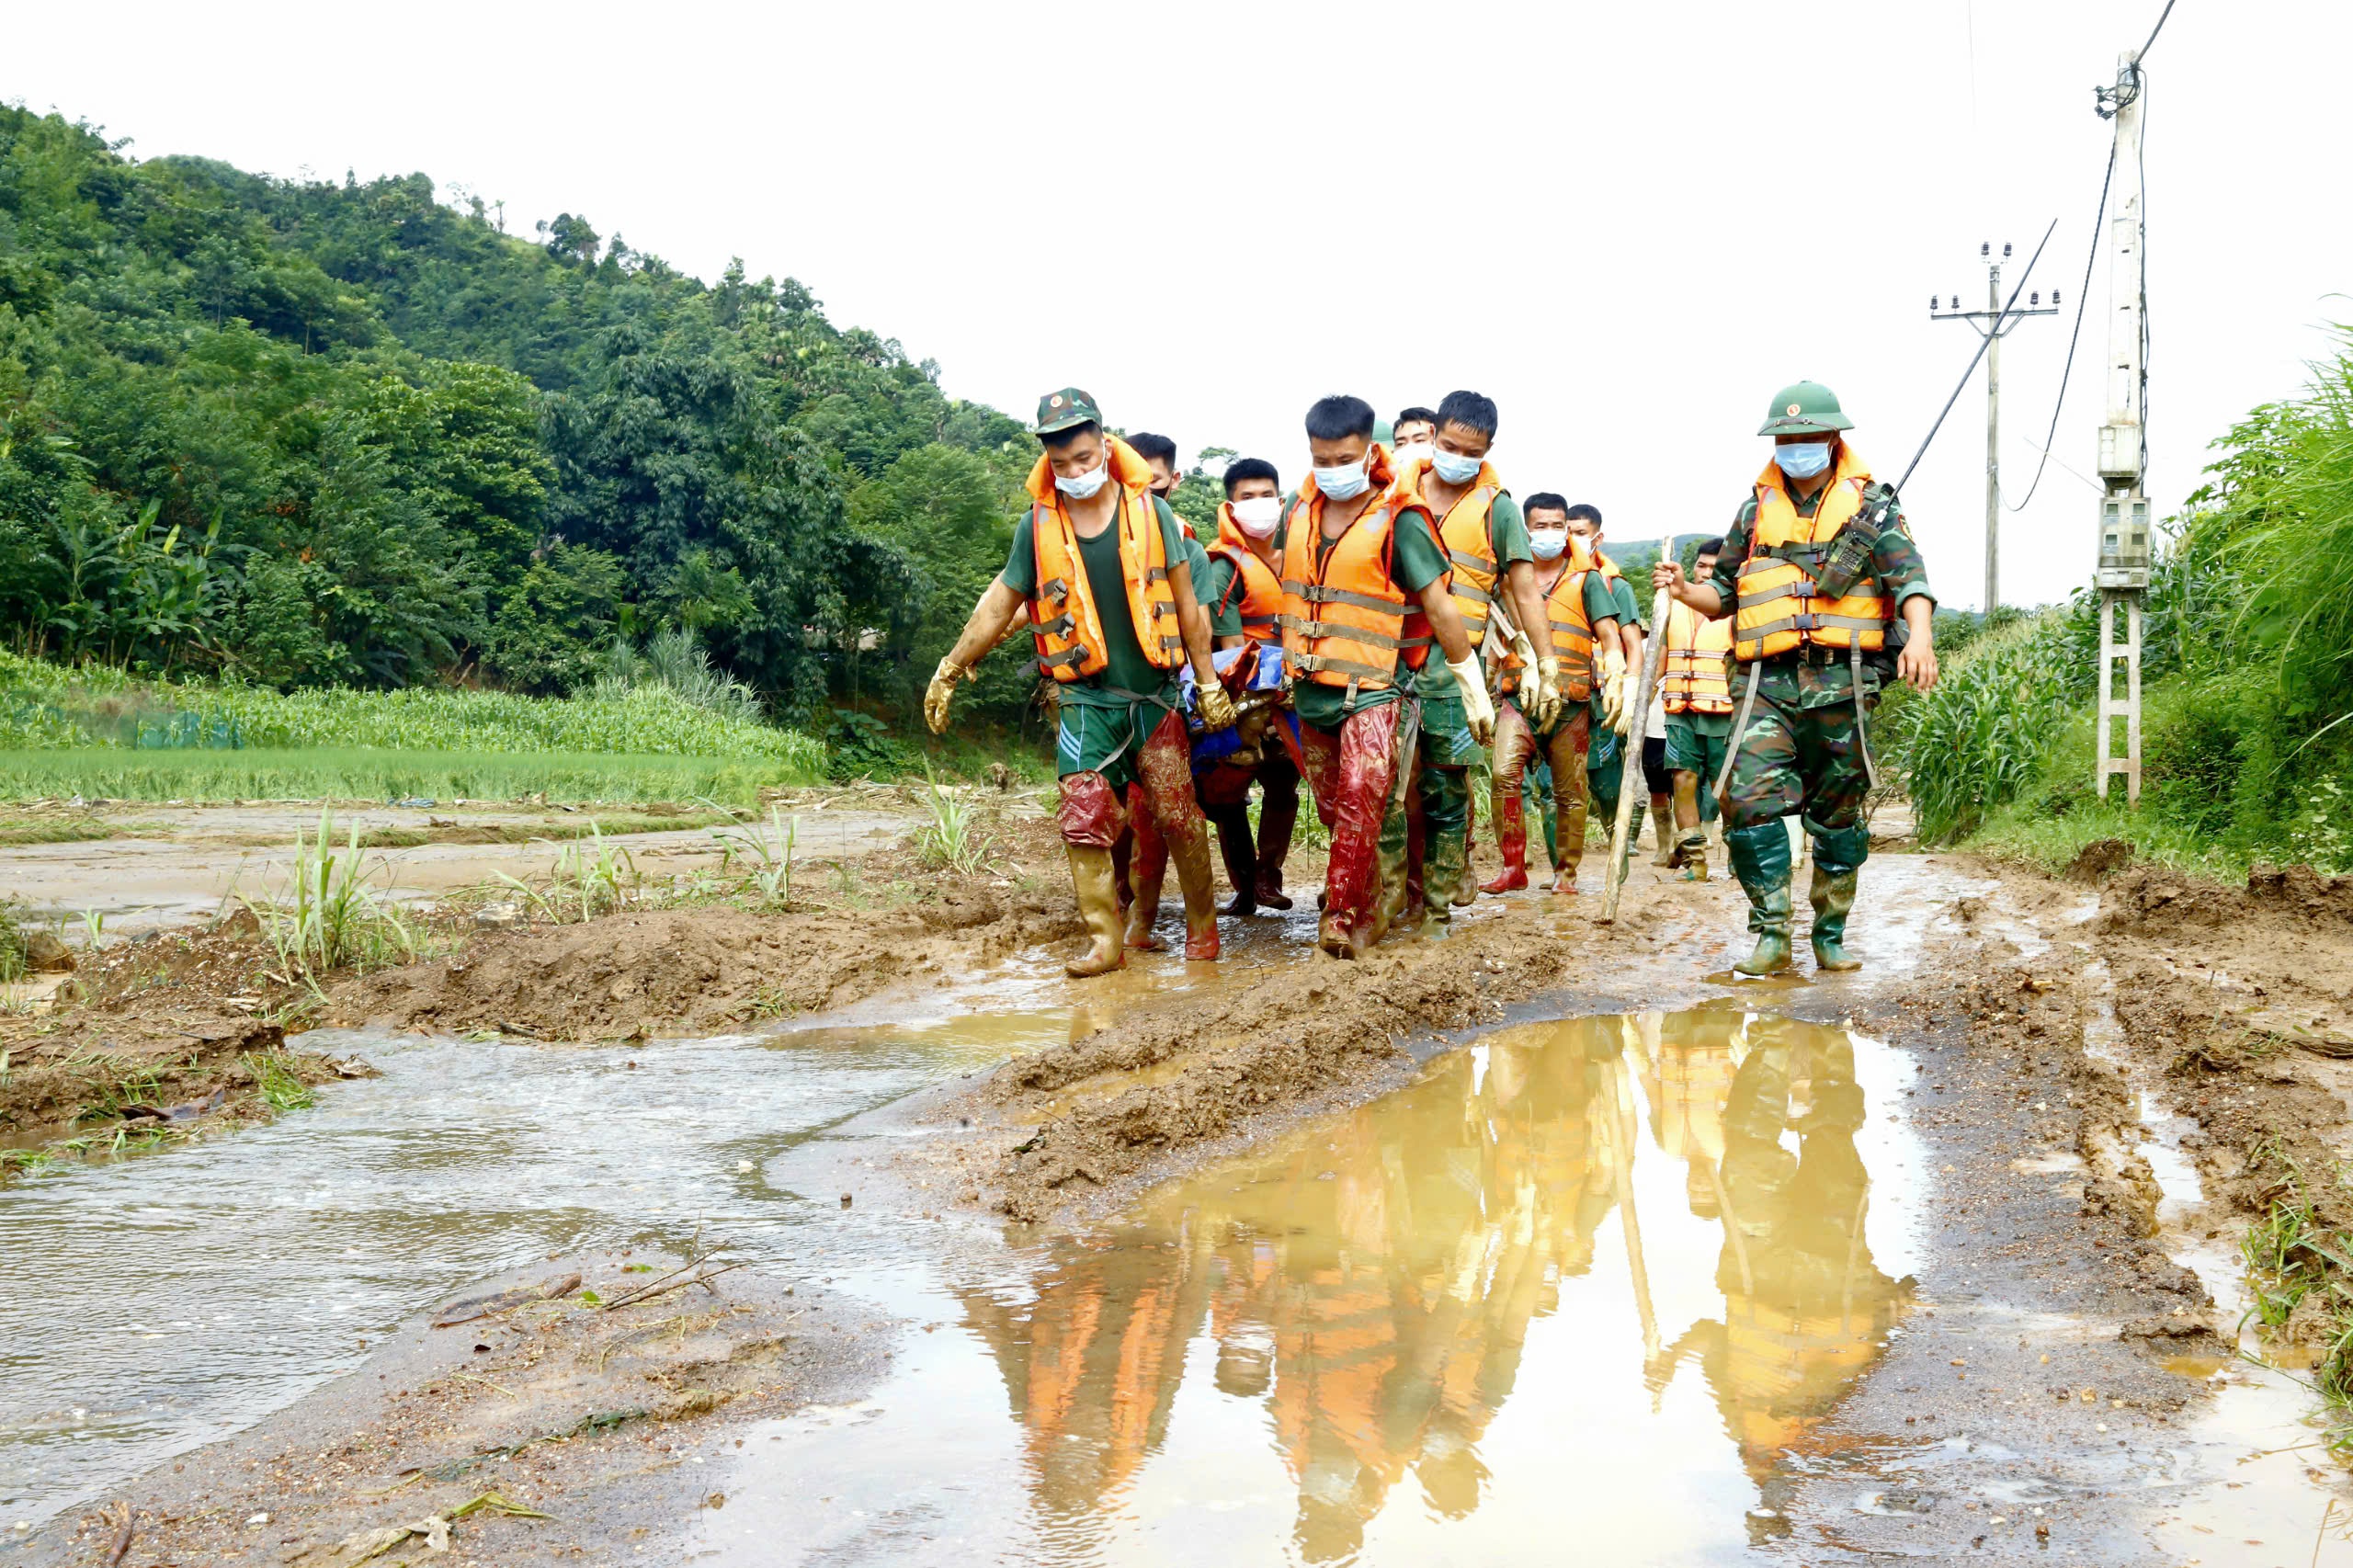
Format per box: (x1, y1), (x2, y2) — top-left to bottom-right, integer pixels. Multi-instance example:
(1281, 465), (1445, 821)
(0, 653), (829, 804)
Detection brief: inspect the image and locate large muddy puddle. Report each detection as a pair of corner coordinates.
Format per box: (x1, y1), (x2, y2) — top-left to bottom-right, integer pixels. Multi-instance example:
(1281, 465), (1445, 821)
(709, 1006), (1930, 1563)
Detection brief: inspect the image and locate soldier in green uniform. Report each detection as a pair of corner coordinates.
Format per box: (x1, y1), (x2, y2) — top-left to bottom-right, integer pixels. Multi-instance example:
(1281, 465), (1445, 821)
(1564, 504), (1640, 869)
(1654, 383), (1938, 975)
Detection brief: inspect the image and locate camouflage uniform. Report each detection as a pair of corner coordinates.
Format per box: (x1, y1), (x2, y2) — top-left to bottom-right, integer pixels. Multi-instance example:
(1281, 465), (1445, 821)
(1708, 479), (1934, 965)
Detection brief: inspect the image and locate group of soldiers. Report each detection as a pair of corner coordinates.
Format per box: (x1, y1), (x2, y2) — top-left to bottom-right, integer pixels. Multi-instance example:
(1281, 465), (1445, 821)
(923, 381), (1938, 977)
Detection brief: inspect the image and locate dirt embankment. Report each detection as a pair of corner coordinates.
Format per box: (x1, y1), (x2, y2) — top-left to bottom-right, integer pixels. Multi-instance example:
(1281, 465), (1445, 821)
(2075, 856), (2353, 1355)
(32, 1249), (890, 1568)
(0, 923), (358, 1165)
(334, 879), (1077, 1042)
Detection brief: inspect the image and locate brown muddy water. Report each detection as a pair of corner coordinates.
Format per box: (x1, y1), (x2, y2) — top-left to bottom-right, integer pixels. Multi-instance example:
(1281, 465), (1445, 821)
(705, 1006), (1931, 1563)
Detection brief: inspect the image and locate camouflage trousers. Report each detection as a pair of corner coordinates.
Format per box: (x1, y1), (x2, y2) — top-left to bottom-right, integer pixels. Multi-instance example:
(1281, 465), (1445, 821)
(1721, 688), (1878, 838)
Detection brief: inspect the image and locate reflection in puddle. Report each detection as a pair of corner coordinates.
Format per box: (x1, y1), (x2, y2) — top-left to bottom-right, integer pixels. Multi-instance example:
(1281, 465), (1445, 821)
(716, 1007), (1925, 1564)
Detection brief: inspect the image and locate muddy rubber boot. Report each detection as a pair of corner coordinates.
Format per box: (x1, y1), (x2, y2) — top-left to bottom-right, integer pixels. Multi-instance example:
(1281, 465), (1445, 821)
(1370, 796), (1412, 944)
(1809, 865), (1861, 971)
(1063, 844), (1127, 978)
(1808, 823), (1870, 971)
(1650, 803), (1678, 866)
(1212, 808), (1257, 918)
(1424, 825), (1469, 924)
(1256, 778), (1298, 909)
(1726, 821), (1794, 976)
(1676, 830), (1711, 882)
(1169, 821), (1222, 961)
(1482, 796), (1529, 893)
(1123, 846), (1168, 952)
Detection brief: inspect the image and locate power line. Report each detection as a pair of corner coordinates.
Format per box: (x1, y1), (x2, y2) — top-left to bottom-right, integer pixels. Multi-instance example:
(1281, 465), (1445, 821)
(2000, 140), (2116, 513)
(2139, 0), (2179, 63)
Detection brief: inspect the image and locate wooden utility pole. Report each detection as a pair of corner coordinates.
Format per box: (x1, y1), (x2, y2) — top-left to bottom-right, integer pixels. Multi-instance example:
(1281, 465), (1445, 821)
(1931, 245), (2056, 613)
(2094, 51), (2152, 805)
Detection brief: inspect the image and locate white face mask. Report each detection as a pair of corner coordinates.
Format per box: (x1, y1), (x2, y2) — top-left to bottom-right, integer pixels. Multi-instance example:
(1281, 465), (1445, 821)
(1431, 449), (1483, 485)
(1054, 459), (1110, 500)
(1529, 528), (1568, 562)
(1313, 460), (1370, 501)
(1232, 496), (1282, 538)
(1393, 440), (1435, 470)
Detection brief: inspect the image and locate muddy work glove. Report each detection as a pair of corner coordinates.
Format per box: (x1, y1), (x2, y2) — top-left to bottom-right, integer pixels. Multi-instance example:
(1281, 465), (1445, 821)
(1195, 681), (1238, 733)
(1448, 654), (1496, 746)
(924, 655), (969, 734)
(1527, 653), (1563, 731)
(1597, 643), (1628, 730)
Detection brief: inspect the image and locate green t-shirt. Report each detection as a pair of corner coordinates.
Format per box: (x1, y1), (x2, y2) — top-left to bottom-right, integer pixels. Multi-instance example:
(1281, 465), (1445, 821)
(1279, 494), (1451, 729)
(999, 494), (1190, 699)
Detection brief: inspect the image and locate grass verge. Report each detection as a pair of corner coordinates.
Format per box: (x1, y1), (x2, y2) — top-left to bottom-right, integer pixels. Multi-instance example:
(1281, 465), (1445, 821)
(0, 748), (822, 806)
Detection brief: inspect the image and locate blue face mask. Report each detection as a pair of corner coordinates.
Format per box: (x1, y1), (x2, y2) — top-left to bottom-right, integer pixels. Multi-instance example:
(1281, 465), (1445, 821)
(1529, 528), (1569, 562)
(1773, 440), (1833, 481)
(1313, 460), (1370, 501)
(1431, 449), (1483, 485)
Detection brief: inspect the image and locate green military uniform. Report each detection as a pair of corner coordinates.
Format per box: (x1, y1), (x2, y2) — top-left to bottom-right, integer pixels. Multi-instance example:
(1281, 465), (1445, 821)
(998, 496), (1195, 788)
(1711, 382), (1936, 973)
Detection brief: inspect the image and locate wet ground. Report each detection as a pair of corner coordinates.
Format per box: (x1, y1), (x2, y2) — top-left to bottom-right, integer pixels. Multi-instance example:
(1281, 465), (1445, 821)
(7, 839), (2353, 1564)
(0, 800), (914, 938)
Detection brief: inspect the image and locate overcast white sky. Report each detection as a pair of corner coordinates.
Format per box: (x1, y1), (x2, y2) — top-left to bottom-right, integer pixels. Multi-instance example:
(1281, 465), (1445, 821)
(14, 1), (2347, 608)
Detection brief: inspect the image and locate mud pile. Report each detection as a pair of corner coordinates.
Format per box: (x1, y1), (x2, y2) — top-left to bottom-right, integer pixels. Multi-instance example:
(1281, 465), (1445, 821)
(336, 885), (1077, 1041)
(0, 924), (352, 1158)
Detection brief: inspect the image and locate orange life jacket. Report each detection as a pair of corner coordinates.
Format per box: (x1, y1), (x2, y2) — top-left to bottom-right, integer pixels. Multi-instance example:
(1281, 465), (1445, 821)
(1733, 443), (1894, 663)
(1024, 436), (1183, 681)
(1661, 597), (1734, 714)
(1209, 504), (1285, 645)
(1499, 539), (1598, 702)
(1279, 445), (1436, 691)
(1398, 455), (1509, 644)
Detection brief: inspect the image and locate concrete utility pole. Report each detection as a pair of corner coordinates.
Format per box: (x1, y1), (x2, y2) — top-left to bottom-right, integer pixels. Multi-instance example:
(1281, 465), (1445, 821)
(1930, 245), (2057, 613)
(2093, 51), (2152, 805)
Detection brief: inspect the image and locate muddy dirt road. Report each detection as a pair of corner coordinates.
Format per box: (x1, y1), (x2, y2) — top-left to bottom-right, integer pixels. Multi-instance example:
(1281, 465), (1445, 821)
(7, 806), (2353, 1565)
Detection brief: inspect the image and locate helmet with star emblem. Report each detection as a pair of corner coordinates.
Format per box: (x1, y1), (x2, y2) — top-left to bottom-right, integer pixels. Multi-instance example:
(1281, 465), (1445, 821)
(1756, 381), (1853, 437)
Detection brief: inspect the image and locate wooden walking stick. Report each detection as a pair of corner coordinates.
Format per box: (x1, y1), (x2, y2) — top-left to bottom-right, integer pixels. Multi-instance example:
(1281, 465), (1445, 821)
(1599, 586), (1674, 924)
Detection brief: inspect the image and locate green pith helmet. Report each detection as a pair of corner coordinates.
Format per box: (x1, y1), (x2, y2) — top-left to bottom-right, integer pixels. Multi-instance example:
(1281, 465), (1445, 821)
(1757, 381), (1854, 437)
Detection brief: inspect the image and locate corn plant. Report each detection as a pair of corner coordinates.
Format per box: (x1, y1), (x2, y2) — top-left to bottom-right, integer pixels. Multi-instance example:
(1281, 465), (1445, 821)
(238, 807), (418, 981)
(707, 806), (798, 908)
(499, 823), (639, 924)
(914, 762), (995, 876)
(1893, 615), (2077, 845)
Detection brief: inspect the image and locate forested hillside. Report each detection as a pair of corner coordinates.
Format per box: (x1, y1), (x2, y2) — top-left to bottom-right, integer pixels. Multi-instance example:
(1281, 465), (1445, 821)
(0, 106), (1045, 726)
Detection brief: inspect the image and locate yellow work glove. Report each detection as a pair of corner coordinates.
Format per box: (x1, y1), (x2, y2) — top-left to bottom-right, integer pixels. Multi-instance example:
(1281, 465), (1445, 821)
(1528, 653), (1563, 732)
(1448, 654), (1496, 746)
(924, 655), (967, 734)
(1613, 666), (1637, 737)
(1597, 643), (1628, 729)
(1195, 681), (1238, 732)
